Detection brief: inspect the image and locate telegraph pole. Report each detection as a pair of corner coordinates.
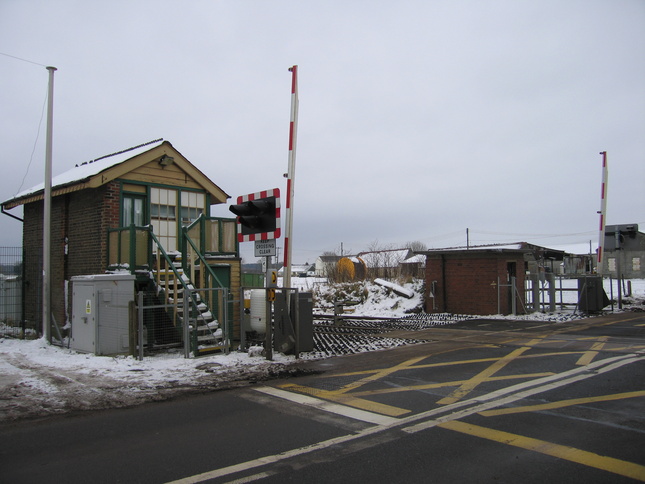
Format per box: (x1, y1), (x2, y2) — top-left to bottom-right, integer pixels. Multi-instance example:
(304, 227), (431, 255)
(43, 66), (56, 342)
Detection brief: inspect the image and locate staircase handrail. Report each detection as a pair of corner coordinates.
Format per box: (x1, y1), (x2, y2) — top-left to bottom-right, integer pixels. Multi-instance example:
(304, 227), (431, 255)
(182, 224), (226, 290)
(148, 231), (219, 344)
(183, 214), (238, 256)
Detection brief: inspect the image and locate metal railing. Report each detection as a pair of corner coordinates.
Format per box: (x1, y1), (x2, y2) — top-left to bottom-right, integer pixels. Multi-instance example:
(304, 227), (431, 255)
(107, 216), (238, 273)
(135, 286), (230, 359)
(107, 225), (153, 271)
(183, 215), (238, 256)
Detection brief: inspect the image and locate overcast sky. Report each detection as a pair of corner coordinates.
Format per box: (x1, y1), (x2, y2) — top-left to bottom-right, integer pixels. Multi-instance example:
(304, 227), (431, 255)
(1, 0), (643, 264)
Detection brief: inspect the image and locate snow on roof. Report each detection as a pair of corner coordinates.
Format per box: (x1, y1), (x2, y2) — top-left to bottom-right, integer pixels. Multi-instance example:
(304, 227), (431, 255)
(422, 241), (592, 256)
(401, 254), (425, 264)
(6, 139), (164, 203)
(423, 243), (529, 253)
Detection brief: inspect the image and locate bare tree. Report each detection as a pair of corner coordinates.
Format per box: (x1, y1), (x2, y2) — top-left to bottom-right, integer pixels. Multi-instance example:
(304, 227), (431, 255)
(406, 240), (428, 252)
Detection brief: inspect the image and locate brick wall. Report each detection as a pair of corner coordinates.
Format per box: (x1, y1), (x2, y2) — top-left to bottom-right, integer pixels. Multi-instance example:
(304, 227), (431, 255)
(22, 182), (120, 331)
(424, 252), (526, 315)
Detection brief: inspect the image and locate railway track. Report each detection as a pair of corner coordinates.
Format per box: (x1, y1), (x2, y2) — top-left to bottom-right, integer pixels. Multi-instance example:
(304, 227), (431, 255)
(307, 313), (477, 358)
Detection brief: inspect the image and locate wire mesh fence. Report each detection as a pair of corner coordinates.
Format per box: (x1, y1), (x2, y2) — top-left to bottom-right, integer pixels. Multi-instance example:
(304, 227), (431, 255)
(0, 247), (30, 338)
(135, 287), (231, 359)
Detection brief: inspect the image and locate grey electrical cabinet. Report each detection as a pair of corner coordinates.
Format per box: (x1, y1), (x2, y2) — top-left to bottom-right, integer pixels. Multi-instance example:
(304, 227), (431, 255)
(70, 274), (135, 355)
(274, 291), (314, 354)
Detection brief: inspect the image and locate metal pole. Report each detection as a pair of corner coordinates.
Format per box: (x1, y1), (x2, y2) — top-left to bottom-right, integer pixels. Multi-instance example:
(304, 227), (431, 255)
(283, 65), (299, 291)
(615, 230), (622, 310)
(511, 276), (517, 315)
(265, 291), (273, 361)
(596, 151), (608, 275)
(42, 66), (56, 342)
(138, 291), (144, 361)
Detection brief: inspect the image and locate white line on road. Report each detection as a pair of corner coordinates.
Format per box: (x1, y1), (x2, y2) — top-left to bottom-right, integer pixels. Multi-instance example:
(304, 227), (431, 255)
(253, 385), (399, 426)
(165, 351), (643, 484)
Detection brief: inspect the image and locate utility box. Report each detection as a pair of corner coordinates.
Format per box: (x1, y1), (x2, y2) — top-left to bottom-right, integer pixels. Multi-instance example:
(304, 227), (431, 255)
(274, 292), (314, 354)
(577, 276), (610, 313)
(70, 274), (135, 355)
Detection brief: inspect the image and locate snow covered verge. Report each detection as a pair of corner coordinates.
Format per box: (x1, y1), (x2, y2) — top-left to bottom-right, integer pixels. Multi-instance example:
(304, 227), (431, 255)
(1, 278), (643, 424)
(0, 340), (306, 423)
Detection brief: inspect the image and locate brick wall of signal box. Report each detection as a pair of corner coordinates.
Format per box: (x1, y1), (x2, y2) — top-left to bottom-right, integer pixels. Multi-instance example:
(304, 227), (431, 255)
(22, 182), (121, 329)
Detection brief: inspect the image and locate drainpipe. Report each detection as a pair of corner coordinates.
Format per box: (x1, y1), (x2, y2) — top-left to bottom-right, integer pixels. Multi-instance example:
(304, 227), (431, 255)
(1, 206), (24, 223)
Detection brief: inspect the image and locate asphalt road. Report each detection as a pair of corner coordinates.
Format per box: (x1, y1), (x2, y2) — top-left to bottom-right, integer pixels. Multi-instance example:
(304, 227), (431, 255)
(2, 311), (644, 483)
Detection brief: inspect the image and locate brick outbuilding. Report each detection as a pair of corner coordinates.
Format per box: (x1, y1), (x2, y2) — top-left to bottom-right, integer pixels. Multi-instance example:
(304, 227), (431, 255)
(2, 139), (241, 352)
(421, 247), (529, 316)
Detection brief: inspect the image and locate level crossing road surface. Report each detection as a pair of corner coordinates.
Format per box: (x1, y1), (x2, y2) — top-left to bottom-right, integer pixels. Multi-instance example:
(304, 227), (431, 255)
(2, 312), (644, 483)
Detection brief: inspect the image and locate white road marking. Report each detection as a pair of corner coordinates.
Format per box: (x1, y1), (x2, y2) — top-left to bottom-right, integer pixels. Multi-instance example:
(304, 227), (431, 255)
(165, 351), (643, 484)
(253, 385), (399, 426)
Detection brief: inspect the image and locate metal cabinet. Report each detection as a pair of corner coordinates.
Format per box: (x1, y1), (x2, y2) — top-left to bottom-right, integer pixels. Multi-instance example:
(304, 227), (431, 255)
(70, 274), (135, 355)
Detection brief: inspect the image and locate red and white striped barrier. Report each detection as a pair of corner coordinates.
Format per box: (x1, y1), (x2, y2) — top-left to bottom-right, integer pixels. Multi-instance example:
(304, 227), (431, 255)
(597, 151), (608, 273)
(283, 65), (299, 288)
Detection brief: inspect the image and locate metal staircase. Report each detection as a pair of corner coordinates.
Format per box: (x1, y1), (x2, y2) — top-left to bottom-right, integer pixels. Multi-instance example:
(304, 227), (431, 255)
(152, 254), (228, 356)
(107, 215), (237, 357)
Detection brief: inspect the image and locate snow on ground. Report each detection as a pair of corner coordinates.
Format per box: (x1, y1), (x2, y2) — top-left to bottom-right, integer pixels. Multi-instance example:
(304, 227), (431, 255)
(0, 340), (300, 423)
(1, 277), (643, 423)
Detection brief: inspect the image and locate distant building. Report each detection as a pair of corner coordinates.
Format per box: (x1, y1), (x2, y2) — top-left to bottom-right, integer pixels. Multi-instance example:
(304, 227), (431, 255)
(420, 246), (529, 316)
(314, 255), (341, 277)
(600, 224), (644, 278)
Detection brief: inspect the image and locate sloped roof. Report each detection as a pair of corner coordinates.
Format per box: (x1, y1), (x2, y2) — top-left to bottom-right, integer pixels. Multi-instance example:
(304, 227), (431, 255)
(2, 139), (229, 209)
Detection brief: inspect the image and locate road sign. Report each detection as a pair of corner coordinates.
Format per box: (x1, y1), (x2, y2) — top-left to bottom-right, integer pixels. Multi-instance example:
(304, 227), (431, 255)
(255, 239), (276, 257)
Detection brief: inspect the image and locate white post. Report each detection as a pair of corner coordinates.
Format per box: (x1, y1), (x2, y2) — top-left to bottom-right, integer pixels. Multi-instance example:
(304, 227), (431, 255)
(43, 66), (56, 342)
(596, 151), (608, 275)
(283, 65), (299, 291)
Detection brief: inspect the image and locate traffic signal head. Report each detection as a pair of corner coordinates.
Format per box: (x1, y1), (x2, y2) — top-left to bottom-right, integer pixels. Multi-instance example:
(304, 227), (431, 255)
(229, 189), (281, 242)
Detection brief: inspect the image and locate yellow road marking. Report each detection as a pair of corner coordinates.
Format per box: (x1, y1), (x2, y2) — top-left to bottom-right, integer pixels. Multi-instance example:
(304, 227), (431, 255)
(279, 320), (643, 417)
(438, 420), (645, 481)
(576, 336), (609, 366)
(349, 372), (554, 397)
(479, 390), (645, 417)
(279, 382), (411, 416)
(330, 351), (579, 379)
(331, 356), (429, 394)
(278, 356), (429, 416)
(437, 346), (533, 405)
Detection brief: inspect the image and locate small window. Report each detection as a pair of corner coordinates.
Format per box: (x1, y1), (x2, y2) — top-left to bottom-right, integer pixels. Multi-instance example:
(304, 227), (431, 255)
(180, 191), (205, 224)
(150, 188), (178, 251)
